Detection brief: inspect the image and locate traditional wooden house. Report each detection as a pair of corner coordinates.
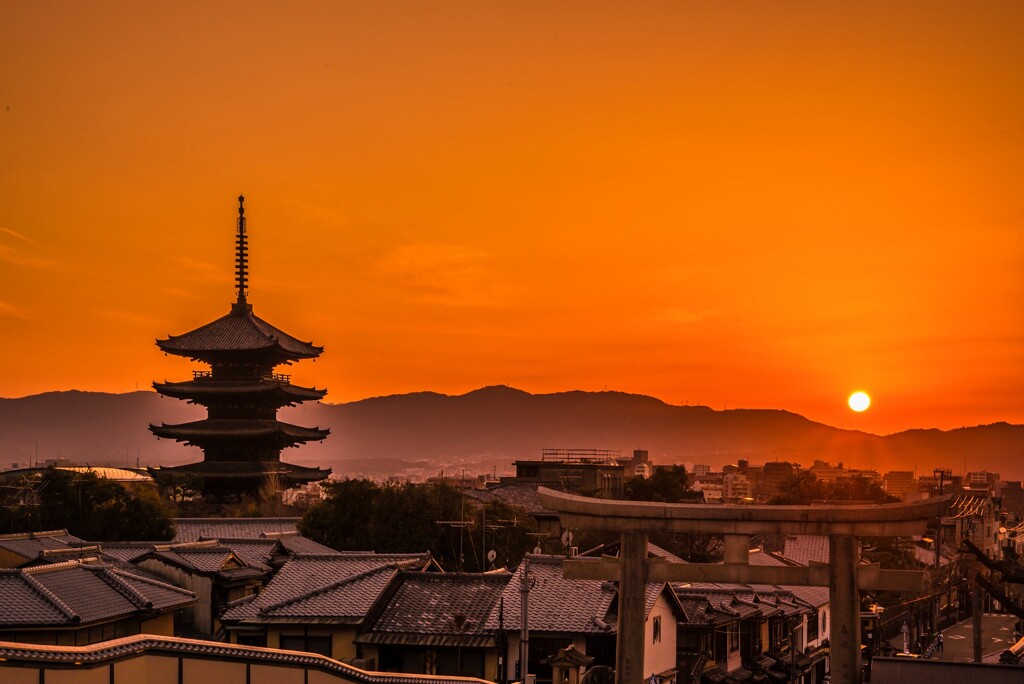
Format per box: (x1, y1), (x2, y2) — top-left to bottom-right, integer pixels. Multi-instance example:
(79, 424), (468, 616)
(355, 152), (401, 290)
(0, 558), (195, 646)
(356, 570), (512, 679)
(220, 552), (435, 661)
(0, 530), (85, 568)
(132, 539), (267, 636)
(486, 554), (683, 684)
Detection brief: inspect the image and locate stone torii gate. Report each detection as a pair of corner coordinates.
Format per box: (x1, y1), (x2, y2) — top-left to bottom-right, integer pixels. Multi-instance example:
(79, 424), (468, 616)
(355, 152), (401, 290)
(537, 488), (951, 684)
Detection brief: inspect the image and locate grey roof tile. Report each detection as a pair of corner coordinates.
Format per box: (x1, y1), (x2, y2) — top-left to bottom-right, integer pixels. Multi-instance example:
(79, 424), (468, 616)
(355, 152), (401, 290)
(221, 553), (430, 625)
(485, 555), (616, 634)
(0, 560), (195, 627)
(173, 517), (300, 542)
(366, 572), (510, 639)
(0, 530), (85, 564)
(158, 309), (322, 358)
(782, 535), (830, 565)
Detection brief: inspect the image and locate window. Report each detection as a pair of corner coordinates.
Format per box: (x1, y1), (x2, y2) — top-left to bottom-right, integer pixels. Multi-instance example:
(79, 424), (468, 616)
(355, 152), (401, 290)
(653, 616), (662, 644)
(237, 633), (267, 647)
(280, 635), (332, 657)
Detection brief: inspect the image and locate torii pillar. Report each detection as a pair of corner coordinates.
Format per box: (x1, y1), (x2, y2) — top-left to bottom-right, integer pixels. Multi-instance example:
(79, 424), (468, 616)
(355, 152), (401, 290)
(537, 488), (951, 684)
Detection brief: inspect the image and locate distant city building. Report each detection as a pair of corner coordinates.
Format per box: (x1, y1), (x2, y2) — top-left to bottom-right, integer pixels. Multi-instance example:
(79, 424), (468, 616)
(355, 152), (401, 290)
(1003, 481), (1024, 522)
(761, 461), (798, 500)
(692, 463), (711, 478)
(966, 470), (1001, 494)
(809, 460), (845, 484)
(149, 197), (331, 496)
(512, 448), (628, 498)
(630, 449), (652, 478)
(724, 472), (754, 500)
(882, 471), (916, 500)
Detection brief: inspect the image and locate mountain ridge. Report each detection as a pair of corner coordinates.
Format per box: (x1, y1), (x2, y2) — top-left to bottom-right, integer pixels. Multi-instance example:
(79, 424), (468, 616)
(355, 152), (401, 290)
(1, 387), (1021, 479)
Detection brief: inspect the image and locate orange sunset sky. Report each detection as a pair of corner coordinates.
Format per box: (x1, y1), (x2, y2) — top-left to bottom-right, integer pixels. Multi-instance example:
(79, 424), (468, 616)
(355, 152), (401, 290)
(1, 2), (1022, 436)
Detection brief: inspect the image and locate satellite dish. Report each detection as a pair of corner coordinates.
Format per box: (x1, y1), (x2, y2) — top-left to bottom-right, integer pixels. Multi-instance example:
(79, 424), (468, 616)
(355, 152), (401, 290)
(487, 549), (497, 563)
(561, 530), (574, 547)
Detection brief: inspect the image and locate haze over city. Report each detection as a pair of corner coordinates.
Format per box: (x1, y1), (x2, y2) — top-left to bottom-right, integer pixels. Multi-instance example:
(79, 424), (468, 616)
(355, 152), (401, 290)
(2, 2), (1022, 436)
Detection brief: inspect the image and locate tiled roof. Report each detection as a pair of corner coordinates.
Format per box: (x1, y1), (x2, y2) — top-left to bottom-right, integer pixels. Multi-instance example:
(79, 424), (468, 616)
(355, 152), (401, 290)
(221, 553), (431, 625)
(261, 531), (339, 556)
(482, 483), (556, 517)
(173, 518), (300, 542)
(157, 308), (323, 359)
(0, 560), (195, 626)
(359, 572), (511, 646)
(150, 419), (329, 443)
(744, 549), (830, 608)
(781, 536), (830, 565)
(153, 380), (326, 402)
(141, 540), (269, 578)
(0, 634), (493, 684)
(91, 542), (158, 564)
(674, 590), (761, 626)
(200, 538), (282, 569)
(0, 530), (85, 564)
(484, 555), (617, 634)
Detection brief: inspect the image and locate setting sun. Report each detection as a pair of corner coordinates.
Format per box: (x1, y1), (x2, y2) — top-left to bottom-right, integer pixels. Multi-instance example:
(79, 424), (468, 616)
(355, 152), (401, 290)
(848, 392), (871, 413)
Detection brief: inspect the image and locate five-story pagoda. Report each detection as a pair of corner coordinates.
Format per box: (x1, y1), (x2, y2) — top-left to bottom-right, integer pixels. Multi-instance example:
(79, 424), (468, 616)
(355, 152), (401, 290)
(150, 196), (331, 496)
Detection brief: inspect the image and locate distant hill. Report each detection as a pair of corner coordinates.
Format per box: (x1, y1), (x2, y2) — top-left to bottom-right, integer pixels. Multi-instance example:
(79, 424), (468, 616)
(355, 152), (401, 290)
(1, 386), (1022, 479)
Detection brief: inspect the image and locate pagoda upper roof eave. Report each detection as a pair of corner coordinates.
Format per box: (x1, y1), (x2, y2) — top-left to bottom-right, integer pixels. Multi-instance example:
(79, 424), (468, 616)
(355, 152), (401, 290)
(156, 307), (323, 360)
(149, 419), (330, 443)
(148, 461), (331, 483)
(152, 380), (327, 402)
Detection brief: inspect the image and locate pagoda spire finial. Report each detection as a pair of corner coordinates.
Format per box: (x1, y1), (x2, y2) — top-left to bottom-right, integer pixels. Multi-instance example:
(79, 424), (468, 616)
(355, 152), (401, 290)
(235, 194), (249, 306)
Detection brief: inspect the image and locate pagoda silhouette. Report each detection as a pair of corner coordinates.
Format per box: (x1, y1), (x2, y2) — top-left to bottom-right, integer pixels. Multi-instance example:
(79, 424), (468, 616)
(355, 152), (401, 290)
(149, 196), (331, 496)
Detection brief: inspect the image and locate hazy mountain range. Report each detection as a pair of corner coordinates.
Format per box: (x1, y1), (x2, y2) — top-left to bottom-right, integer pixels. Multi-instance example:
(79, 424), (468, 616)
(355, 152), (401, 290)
(1, 386), (1022, 479)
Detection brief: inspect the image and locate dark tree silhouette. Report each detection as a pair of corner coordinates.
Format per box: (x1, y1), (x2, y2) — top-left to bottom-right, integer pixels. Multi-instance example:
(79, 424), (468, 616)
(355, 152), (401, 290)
(299, 478), (537, 570)
(0, 468), (175, 540)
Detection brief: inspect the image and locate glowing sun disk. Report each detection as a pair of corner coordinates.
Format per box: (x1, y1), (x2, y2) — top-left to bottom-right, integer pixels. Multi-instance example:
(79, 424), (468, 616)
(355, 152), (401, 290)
(848, 391), (871, 412)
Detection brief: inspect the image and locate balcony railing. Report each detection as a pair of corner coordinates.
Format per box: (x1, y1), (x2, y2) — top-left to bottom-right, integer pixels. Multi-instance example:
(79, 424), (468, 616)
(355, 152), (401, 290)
(190, 370), (291, 384)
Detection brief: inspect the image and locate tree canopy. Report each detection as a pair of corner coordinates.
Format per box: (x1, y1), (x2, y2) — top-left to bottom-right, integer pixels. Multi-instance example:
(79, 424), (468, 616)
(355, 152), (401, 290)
(623, 465), (691, 502)
(298, 479), (537, 571)
(768, 472), (897, 505)
(0, 469), (175, 540)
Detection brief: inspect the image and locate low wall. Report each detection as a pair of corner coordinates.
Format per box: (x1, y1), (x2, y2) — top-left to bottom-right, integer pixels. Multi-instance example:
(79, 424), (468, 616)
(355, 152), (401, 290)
(0, 634), (491, 684)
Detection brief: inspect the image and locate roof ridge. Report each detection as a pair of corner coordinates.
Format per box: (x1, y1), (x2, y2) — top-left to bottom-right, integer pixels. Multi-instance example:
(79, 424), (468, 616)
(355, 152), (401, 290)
(155, 539), (223, 552)
(20, 568), (80, 622)
(173, 517), (301, 522)
(24, 558), (93, 574)
(87, 565), (153, 609)
(262, 565), (397, 614)
(40, 546), (101, 557)
(0, 529), (69, 541)
(108, 567), (197, 599)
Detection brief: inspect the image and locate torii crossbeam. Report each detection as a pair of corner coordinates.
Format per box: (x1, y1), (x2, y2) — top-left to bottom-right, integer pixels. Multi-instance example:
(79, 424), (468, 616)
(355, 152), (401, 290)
(537, 487), (952, 684)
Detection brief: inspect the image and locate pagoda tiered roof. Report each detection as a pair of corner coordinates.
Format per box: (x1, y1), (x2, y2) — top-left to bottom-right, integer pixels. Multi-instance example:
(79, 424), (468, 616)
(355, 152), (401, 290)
(150, 419), (329, 445)
(150, 196), (332, 495)
(152, 378), (327, 403)
(157, 303), (323, 361)
(149, 460), (330, 484)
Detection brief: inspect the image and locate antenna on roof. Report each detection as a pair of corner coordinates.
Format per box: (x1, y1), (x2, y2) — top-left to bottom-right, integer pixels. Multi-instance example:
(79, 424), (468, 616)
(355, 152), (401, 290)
(235, 195), (249, 306)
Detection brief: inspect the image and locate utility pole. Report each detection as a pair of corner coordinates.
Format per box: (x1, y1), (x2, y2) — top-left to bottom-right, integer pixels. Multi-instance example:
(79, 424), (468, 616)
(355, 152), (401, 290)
(933, 468), (951, 633)
(519, 557), (533, 683)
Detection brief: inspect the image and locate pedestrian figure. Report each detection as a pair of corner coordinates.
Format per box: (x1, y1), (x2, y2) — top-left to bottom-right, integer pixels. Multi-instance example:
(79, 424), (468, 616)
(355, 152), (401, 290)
(937, 633), (944, 652)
